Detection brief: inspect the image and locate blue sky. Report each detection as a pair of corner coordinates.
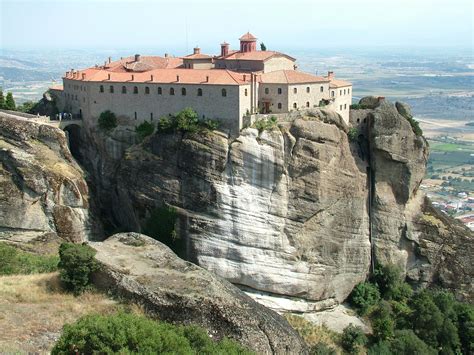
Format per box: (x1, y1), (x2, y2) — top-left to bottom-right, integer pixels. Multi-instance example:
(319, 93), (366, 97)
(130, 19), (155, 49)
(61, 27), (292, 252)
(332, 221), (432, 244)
(1, 0), (472, 53)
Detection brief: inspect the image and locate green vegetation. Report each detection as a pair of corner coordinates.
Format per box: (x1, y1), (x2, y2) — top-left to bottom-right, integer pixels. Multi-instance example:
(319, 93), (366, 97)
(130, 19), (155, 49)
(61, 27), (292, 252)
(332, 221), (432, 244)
(58, 243), (99, 295)
(348, 263), (474, 355)
(0, 243), (59, 275)
(348, 127), (359, 142)
(52, 312), (252, 354)
(4, 92), (16, 110)
(143, 206), (184, 256)
(341, 324), (367, 354)
(157, 108), (219, 134)
(98, 110), (117, 130)
(253, 116), (278, 132)
(135, 120), (155, 140)
(309, 342), (336, 355)
(350, 104), (371, 110)
(260, 42), (267, 51)
(16, 100), (37, 113)
(0, 90), (5, 109)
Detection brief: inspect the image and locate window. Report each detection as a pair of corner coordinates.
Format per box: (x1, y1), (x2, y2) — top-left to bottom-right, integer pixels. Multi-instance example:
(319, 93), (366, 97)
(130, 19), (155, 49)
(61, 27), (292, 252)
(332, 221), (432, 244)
(150, 113), (153, 121)
(357, 118), (360, 123)
(306, 87), (310, 93)
(340, 90), (342, 95)
(293, 88), (297, 94)
(278, 103), (282, 109)
(134, 112), (137, 120)
(181, 88), (186, 96)
(293, 102), (297, 109)
(100, 85), (104, 93)
(222, 88), (227, 97)
(340, 105), (343, 110)
(306, 102), (310, 107)
(133, 86), (138, 94)
(122, 86), (127, 94)
(145, 86), (150, 94)
(158, 87), (162, 95)
(265, 88), (269, 94)
(331, 91), (335, 97)
(109, 85), (114, 93)
(343, 89), (346, 95)
(197, 88), (203, 96)
(278, 88), (282, 94)
(244, 88), (248, 96)
(348, 88), (350, 94)
(170, 88), (175, 95)
(320, 86), (324, 92)
(344, 104), (347, 109)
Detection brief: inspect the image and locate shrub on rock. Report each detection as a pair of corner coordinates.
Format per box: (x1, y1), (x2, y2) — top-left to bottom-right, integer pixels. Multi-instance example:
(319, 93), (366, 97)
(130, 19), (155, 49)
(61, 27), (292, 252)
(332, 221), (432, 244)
(98, 110), (117, 130)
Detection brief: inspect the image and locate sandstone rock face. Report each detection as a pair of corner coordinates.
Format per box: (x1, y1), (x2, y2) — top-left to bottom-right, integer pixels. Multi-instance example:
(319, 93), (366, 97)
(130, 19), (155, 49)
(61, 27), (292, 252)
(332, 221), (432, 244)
(0, 112), (90, 248)
(90, 233), (308, 354)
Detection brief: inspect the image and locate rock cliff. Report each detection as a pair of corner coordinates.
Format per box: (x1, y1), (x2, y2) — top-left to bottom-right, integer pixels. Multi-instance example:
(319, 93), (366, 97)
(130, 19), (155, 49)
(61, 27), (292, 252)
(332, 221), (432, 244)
(91, 232), (308, 354)
(0, 112), (90, 250)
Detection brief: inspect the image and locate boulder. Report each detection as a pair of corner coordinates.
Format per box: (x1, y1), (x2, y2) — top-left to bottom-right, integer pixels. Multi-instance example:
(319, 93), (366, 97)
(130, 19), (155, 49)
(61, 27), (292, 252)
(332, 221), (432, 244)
(90, 233), (308, 354)
(395, 101), (413, 119)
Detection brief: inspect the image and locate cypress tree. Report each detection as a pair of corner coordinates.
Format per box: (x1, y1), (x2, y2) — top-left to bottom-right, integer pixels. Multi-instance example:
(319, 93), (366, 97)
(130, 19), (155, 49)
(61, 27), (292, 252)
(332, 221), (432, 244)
(5, 92), (16, 111)
(0, 90), (4, 109)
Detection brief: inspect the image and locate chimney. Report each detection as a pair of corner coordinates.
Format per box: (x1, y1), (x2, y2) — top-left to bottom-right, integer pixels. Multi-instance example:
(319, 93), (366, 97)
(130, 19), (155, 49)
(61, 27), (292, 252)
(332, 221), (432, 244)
(164, 53), (169, 58)
(108, 56), (112, 64)
(150, 74), (154, 81)
(193, 47), (200, 55)
(82, 73), (86, 80)
(66, 71), (70, 77)
(205, 75), (209, 82)
(131, 74), (134, 81)
(328, 71), (334, 80)
(176, 75), (180, 82)
(220, 42), (229, 57)
(108, 73), (111, 80)
(134, 54), (141, 62)
(243, 74), (246, 81)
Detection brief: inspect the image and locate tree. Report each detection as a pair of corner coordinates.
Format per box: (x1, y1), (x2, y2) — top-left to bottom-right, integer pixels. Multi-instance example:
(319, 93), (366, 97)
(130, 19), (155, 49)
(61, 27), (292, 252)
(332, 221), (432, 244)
(260, 42), (267, 51)
(135, 120), (155, 141)
(310, 342), (336, 355)
(58, 243), (99, 295)
(349, 282), (380, 315)
(370, 302), (395, 342)
(390, 330), (436, 355)
(0, 90), (5, 109)
(5, 92), (15, 110)
(341, 324), (367, 354)
(98, 110), (117, 130)
(408, 290), (444, 347)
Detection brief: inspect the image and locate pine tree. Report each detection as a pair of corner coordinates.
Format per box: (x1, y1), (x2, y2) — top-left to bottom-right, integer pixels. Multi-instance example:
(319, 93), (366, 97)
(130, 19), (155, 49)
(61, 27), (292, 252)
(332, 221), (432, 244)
(260, 42), (267, 51)
(5, 92), (16, 111)
(0, 90), (5, 109)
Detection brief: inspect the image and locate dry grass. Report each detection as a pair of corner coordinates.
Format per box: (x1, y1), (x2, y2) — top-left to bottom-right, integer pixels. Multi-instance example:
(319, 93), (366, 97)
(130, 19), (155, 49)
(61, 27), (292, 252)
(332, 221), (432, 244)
(285, 314), (343, 354)
(0, 272), (125, 354)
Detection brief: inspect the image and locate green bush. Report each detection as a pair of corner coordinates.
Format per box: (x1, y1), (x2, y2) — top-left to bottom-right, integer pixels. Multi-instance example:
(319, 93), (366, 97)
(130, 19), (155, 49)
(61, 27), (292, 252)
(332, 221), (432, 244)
(454, 302), (474, 354)
(350, 104), (371, 110)
(406, 116), (423, 136)
(349, 282), (380, 315)
(371, 263), (408, 300)
(158, 115), (174, 132)
(156, 108), (220, 134)
(135, 120), (155, 140)
(176, 107), (199, 132)
(309, 342), (336, 355)
(51, 312), (253, 354)
(58, 243), (99, 295)
(253, 116), (278, 132)
(0, 243), (59, 275)
(390, 329), (436, 355)
(341, 324), (367, 354)
(98, 110), (117, 130)
(348, 127), (359, 142)
(370, 302), (395, 342)
(367, 341), (391, 355)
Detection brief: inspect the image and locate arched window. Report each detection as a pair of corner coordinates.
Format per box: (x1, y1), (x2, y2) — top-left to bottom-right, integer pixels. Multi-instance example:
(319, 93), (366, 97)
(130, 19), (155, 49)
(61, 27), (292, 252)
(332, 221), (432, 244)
(320, 86), (323, 92)
(109, 85), (114, 93)
(181, 88), (186, 96)
(145, 86), (150, 94)
(158, 87), (162, 95)
(278, 103), (282, 109)
(344, 104), (347, 109)
(331, 91), (335, 97)
(293, 102), (297, 109)
(340, 105), (343, 110)
(197, 88), (203, 96)
(306, 102), (310, 107)
(222, 88), (227, 97)
(343, 89), (346, 95)
(348, 88), (351, 94)
(122, 86), (127, 94)
(170, 88), (175, 95)
(265, 88), (269, 94)
(100, 85), (104, 93)
(306, 87), (310, 93)
(293, 88), (297, 94)
(133, 86), (138, 94)
(278, 88), (282, 94)
(340, 90), (342, 95)
(244, 88), (248, 96)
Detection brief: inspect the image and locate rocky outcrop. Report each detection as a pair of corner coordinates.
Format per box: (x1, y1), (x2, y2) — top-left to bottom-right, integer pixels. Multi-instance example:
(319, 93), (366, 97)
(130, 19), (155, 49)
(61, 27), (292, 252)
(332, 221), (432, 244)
(90, 233), (308, 354)
(0, 112), (90, 250)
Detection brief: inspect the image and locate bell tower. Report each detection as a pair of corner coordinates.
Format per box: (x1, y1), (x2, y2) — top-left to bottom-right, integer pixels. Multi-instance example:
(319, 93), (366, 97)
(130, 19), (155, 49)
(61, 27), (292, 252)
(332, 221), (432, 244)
(239, 32), (257, 53)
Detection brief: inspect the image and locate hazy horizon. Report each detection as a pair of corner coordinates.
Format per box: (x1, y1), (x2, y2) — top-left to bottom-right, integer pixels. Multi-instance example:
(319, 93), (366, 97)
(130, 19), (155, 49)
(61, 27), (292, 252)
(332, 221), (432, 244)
(1, 0), (472, 53)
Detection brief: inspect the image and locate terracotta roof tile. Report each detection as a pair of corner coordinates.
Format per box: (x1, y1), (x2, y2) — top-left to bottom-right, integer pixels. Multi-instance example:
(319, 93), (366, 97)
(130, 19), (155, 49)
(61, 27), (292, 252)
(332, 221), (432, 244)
(329, 79), (352, 88)
(239, 32), (257, 41)
(221, 50), (295, 62)
(260, 70), (329, 84)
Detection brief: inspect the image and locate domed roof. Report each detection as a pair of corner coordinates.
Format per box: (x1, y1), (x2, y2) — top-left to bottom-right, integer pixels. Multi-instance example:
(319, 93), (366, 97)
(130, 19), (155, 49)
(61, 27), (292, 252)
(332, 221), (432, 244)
(239, 32), (257, 41)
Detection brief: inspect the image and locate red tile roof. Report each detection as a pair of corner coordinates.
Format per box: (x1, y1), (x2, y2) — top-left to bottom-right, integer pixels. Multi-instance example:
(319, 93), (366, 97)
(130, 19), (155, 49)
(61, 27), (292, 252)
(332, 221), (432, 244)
(184, 53), (213, 60)
(260, 70), (329, 84)
(64, 68), (251, 86)
(106, 56), (183, 72)
(220, 50), (295, 62)
(329, 79), (352, 88)
(239, 32), (257, 41)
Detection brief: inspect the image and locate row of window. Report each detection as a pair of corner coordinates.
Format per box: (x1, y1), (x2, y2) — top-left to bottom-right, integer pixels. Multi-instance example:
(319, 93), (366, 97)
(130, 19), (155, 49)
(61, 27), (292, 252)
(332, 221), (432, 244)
(99, 85), (228, 97)
(262, 86), (325, 95)
(330, 88), (351, 97)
